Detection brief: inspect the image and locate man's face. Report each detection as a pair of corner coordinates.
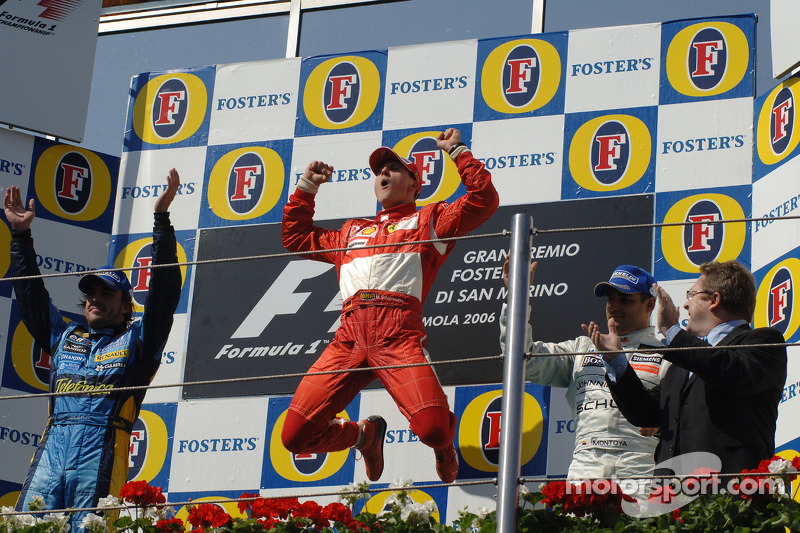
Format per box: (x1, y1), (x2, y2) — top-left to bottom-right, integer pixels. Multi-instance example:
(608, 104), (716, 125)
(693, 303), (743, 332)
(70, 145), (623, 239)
(374, 161), (417, 209)
(683, 275), (715, 336)
(604, 288), (654, 335)
(83, 278), (130, 329)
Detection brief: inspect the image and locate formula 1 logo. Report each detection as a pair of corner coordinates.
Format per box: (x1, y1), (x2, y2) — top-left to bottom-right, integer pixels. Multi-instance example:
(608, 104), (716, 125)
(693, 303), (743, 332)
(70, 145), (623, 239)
(128, 409), (170, 483)
(302, 56), (381, 130)
(568, 114), (652, 192)
(268, 409), (351, 482)
(207, 147), (286, 221)
(665, 21), (750, 97)
(480, 38), (561, 114)
(132, 73), (208, 145)
(755, 259), (800, 341)
(113, 238), (189, 312)
(34, 145), (112, 222)
(390, 131), (461, 205)
(38, 0), (81, 20)
(660, 194), (746, 273)
(458, 390), (543, 472)
(756, 77), (800, 166)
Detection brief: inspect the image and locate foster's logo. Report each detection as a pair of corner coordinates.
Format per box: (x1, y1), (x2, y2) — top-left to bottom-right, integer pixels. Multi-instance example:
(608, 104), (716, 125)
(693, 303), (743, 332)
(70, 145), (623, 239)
(756, 77), (800, 166)
(568, 114), (651, 192)
(132, 73), (208, 145)
(207, 147), (285, 222)
(756, 259), (800, 341)
(128, 409), (170, 483)
(665, 21), (750, 97)
(303, 56), (381, 130)
(480, 38), (561, 115)
(268, 409), (350, 482)
(660, 194), (746, 273)
(114, 238), (188, 313)
(390, 131), (463, 205)
(34, 145), (113, 223)
(9, 315), (59, 392)
(458, 390), (543, 472)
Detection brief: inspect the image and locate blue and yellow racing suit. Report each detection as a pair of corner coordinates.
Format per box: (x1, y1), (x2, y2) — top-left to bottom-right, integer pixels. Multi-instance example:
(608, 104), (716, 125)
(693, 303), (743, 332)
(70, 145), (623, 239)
(13, 212), (181, 530)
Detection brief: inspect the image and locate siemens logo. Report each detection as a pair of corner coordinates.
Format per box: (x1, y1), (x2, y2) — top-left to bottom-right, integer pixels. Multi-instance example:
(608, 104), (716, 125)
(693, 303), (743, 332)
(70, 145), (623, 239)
(479, 152), (555, 170)
(121, 182), (195, 199)
(0, 158), (24, 176)
(177, 437), (258, 453)
(216, 93), (292, 110)
(661, 135), (745, 154)
(293, 168), (371, 185)
(0, 425), (41, 447)
(570, 58), (653, 76)
(389, 76), (469, 94)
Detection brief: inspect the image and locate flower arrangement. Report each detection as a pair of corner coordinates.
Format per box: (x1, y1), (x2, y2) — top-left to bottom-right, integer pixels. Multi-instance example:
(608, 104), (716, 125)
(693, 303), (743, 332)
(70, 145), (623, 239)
(2, 456), (800, 532)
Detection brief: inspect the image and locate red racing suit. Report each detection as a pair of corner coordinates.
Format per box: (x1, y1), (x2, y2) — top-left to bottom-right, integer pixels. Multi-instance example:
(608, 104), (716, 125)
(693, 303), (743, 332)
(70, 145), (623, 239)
(281, 151), (498, 451)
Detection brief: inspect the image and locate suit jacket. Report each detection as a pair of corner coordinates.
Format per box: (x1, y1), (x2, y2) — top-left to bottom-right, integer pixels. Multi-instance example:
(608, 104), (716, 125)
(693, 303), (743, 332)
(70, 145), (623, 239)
(607, 325), (787, 474)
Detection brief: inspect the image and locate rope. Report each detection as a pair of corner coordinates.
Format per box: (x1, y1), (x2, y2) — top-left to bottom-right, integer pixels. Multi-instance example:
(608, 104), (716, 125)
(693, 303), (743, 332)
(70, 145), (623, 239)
(2, 212), (797, 284)
(1, 339), (798, 402)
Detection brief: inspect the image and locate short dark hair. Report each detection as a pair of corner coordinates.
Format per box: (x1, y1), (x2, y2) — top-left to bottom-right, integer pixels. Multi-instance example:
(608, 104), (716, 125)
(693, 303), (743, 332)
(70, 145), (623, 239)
(699, 260), (755, 320)
(78, 292), (134, 327)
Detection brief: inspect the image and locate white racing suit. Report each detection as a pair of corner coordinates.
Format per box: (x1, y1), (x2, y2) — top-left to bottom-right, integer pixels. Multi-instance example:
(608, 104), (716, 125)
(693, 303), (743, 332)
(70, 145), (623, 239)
(500, 303), (669, 481)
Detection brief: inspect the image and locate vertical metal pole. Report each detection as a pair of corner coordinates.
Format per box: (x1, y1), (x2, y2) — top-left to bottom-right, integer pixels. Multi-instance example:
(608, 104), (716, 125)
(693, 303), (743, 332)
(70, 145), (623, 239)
(496, 213), (533, 533)
(285, 0), (301, 58)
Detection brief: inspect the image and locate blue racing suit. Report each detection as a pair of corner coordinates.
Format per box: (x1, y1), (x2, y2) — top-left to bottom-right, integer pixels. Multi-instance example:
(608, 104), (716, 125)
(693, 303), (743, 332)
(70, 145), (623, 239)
(13, 212), (181, 530)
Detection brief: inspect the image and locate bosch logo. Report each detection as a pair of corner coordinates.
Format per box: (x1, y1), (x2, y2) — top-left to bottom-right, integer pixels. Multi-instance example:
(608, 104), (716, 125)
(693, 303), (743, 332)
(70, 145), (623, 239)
(688, 28), (727, 91)
(768, 267), (793, 332)
(152, 78), (189, 139)
(771, 87), (794, 156)
(228, 152), (266, 216)
(54, 151), (92, 215)
(682, 200), (723, 266)
(591, 121), (629, 186)
(323, 62), (360, 124)
(502, 44), (539, 108)
(408, 137), (444, 201)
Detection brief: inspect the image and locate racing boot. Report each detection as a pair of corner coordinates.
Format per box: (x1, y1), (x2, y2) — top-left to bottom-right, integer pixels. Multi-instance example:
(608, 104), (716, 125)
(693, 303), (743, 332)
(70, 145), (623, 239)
(356, 416), (387, 482)
(435, 443), (459, 483)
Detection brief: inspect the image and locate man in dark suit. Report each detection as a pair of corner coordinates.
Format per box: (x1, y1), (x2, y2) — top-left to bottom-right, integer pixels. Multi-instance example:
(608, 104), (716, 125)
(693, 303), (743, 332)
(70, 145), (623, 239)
(583, 260), (787, 475)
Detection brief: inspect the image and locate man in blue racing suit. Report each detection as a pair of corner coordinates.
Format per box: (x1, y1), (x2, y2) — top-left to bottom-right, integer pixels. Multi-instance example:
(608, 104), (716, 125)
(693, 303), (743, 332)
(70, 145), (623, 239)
(6, 169), (183, 530)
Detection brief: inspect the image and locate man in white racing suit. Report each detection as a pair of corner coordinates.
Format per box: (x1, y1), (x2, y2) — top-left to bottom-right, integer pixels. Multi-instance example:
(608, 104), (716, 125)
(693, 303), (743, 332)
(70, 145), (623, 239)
(500, 261), (669, 481)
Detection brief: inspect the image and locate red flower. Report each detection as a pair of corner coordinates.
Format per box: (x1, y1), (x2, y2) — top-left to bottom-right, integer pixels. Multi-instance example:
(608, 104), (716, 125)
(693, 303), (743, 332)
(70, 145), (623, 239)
(155, 517), (184, 532)
(119, 480), (166, 507)
(322, 502), (353, 525)
(671, 508), (683, 522)
(187, 503), (233, 529)
(237, 492), (259, 515)
(540, 480), (568, 506)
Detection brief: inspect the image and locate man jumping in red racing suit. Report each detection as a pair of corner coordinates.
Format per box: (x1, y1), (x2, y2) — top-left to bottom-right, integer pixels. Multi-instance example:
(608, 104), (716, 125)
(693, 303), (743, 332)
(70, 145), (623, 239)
(281, 128), (498, 483)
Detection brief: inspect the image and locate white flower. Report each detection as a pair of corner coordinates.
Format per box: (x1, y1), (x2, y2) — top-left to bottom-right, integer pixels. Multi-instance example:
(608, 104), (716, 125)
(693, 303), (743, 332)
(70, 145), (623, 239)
(28, 495), (46, 511)
(97, 496), (121, 509)
(42, 513), (71, 533)
(399, 500), (437, 526)
(768, 458), (796, 475)
(80, 513), (108, 533)
(389, 478), (413, 489)
(475, 506), (492, 519)
(519, 485), (530, 496)
(145, 505), (174, 521)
